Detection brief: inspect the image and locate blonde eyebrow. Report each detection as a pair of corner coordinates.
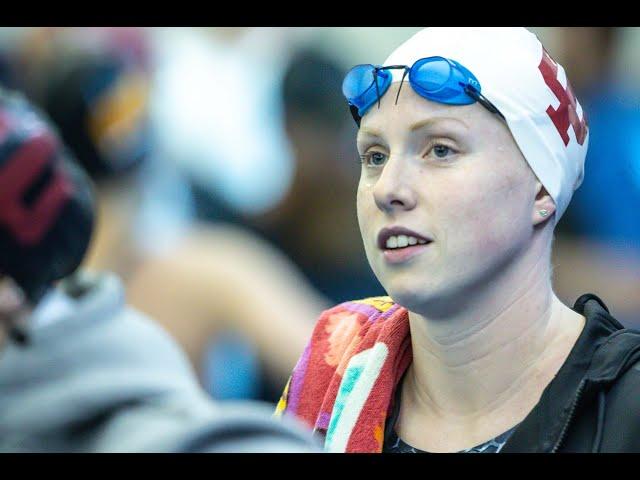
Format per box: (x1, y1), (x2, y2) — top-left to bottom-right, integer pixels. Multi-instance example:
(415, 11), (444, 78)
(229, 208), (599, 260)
(358, 128), (383, 139)
(358, 117), (469, 140)
(409, 117), (469, 132)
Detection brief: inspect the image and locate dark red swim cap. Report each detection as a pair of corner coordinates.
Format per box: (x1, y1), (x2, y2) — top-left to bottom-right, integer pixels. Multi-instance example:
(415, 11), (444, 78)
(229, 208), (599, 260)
(0, 89), (95, 303)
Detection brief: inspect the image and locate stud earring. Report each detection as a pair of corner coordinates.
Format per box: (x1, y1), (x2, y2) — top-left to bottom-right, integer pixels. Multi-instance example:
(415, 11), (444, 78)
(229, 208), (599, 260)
(539, 209), (549, 217)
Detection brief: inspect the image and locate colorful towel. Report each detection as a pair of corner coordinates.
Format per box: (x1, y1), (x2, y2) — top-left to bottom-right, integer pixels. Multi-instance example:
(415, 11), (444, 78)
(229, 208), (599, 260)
(275, 296), (412, 453)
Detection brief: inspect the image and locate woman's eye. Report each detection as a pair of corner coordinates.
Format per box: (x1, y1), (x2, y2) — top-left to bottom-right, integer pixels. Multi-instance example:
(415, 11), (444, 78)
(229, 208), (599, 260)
(431, 144), (456, 158)
(432, 144), (453, 158)
(361, 151), (388, 167)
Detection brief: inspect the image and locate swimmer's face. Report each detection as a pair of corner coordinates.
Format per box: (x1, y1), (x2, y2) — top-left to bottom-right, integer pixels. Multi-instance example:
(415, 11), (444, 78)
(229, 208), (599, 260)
(356, 83), (551, 312)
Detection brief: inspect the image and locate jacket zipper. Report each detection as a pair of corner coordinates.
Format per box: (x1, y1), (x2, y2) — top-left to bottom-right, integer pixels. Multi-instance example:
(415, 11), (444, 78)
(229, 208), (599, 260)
(550, 378), (586, 453)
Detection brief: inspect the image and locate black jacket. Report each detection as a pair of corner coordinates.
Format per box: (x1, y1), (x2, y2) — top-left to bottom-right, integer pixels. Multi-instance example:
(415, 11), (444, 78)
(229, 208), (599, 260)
(502, 293), (640, 452)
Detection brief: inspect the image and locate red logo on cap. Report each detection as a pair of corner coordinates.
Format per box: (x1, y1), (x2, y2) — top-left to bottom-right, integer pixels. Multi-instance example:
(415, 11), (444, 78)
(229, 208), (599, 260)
(0, 133), (72, 246)
(538, 49), (588, 147)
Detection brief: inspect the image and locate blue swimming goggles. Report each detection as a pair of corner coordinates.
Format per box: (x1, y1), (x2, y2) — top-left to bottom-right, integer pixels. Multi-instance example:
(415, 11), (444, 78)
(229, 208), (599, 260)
(342, 56), (505, 127)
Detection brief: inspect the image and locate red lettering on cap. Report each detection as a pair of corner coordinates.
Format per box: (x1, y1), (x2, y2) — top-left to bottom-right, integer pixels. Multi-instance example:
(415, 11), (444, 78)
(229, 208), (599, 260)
(538, 49), (588, 147)
(0, 133), (72, 246)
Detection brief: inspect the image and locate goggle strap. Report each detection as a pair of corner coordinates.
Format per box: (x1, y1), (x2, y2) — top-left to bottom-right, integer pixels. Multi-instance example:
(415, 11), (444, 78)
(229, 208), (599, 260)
(349, 104), (362, 127)
(374, 70), (382, 110)
(394, 68), (410, 105)
(464, 85), (506, 121)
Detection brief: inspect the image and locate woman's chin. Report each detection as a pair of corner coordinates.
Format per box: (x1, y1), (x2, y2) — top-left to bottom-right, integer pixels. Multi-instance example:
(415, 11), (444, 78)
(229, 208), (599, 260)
(383, 284), (438, 312)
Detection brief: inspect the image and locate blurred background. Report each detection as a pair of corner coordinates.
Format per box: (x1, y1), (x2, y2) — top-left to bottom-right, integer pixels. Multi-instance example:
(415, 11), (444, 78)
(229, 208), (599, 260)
(0, 27), (637, 406)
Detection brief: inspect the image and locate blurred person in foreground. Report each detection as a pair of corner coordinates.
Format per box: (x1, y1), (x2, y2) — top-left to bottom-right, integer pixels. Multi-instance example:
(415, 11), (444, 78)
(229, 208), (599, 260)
(173, 45), (383, 402)
(37, 45), (326, 401)
(275, 27), (640, 452)
(0, 88), (319, 452)
(252, 48), (384, 305)
(548, 27), (640, 326)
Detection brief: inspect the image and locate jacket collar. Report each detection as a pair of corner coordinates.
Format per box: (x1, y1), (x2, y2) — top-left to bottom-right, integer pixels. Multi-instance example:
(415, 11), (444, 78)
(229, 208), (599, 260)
(501, 294), (624, 452)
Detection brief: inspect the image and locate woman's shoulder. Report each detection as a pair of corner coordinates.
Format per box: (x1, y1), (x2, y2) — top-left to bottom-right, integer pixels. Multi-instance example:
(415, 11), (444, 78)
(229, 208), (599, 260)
(595, 356), (640, 451)
(275, 295), (409, 425)
(306, 296), (405, 345)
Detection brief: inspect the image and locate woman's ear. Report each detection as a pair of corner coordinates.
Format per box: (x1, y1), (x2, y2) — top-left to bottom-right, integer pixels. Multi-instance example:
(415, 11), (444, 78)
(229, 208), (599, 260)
(532, 181), (556, 226)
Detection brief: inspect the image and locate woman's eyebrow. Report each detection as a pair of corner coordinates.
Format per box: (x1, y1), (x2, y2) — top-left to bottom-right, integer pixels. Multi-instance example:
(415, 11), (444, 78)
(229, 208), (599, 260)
(409, 117), (469, 132)
(358, 118), (469, 140)
(358, 128), (383, 139)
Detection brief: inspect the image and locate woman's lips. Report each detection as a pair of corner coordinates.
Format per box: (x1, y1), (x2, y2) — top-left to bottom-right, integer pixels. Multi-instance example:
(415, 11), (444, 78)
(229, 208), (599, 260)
(377, 226), (433, 264)
(377, 226), (433, 250)
(382, 242), (432, 264)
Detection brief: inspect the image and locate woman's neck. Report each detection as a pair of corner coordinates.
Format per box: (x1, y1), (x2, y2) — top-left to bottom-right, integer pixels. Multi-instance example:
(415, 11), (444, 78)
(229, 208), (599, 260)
(399, 246), (586, 450)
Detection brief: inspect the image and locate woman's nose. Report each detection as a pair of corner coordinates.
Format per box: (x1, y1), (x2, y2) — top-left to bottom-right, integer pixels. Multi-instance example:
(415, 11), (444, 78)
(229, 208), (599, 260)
(372, 157), (417, 214)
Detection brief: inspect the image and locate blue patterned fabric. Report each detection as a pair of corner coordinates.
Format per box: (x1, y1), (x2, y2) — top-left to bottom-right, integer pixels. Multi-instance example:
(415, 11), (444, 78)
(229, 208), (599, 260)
(383, 425), (518, 453)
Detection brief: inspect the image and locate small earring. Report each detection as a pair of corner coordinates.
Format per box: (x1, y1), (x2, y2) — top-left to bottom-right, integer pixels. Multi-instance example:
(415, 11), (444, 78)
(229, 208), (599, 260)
(539, 209), (549, 217)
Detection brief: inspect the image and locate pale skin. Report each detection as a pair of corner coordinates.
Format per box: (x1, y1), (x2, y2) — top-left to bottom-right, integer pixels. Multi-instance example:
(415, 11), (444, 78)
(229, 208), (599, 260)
(356, 83), (586, 452)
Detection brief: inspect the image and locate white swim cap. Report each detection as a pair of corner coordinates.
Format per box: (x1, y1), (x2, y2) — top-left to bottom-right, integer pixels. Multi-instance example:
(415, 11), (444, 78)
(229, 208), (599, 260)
(383, 27), (589, 225)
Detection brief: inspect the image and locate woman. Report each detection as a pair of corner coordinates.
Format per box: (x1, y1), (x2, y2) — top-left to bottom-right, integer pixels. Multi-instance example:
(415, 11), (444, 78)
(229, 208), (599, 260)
(275, 27), (640, 453)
